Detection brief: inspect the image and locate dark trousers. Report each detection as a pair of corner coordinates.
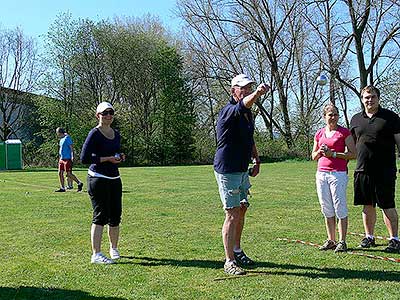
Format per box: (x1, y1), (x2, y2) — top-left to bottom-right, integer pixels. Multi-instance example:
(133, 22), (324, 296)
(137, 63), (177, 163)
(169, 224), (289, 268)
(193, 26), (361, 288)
(87, 176), (122, 226)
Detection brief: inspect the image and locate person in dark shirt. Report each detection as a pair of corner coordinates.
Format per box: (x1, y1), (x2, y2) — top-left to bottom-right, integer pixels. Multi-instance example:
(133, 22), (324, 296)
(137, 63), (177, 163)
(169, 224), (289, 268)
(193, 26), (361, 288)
(214, 74), (270, 275)
(80, 102), (126, 264)
(350, 85), (400, 253)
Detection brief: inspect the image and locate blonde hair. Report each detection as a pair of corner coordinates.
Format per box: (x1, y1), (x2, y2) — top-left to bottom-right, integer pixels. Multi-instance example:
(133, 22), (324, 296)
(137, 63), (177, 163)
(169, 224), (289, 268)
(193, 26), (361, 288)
(323, 103), (339, 116)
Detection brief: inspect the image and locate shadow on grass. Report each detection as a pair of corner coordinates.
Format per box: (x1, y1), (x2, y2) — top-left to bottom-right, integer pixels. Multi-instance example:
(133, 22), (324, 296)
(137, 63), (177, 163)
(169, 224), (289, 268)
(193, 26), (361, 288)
(0, 286), (126, 300)
(122, 256), (400, 282)
(121, 256), (222, 269)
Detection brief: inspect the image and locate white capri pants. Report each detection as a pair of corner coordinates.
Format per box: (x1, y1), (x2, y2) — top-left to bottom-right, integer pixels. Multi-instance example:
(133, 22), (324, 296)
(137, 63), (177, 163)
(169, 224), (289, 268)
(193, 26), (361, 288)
(315, 171), (348, 219)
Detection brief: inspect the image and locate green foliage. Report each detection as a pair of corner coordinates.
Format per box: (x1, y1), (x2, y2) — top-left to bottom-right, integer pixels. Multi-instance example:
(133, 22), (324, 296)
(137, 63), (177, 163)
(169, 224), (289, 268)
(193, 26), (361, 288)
(1, 162), (400, 299)
(254, 131), (309, 162)
(36, 15), (196, 166)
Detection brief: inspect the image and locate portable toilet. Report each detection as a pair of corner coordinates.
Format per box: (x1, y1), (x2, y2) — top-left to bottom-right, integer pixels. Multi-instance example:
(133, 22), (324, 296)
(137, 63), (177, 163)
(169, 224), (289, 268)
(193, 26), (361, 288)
(5, 139), (22, 169)
(0, 141), (5, 170)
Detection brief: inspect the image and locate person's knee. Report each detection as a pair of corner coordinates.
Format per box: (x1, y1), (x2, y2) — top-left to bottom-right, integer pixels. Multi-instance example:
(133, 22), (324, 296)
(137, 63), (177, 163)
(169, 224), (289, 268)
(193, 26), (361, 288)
(225, 207), (240, 221)
(93, 214), (108, 226)
(336, 212), (348, 220)
(108, 218), (121, 227)
(363, 205), (376, 214)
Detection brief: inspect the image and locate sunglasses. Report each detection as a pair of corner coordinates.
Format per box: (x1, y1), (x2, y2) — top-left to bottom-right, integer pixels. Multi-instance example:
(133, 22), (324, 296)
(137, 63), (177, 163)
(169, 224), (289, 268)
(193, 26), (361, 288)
(100, 110), (114, 116)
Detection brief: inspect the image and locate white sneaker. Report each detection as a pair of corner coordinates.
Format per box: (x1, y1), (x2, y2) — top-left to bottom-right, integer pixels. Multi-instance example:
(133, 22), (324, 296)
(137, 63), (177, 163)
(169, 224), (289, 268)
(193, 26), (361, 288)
(91, 252), (114, 264)
(110, 248), (120, 260)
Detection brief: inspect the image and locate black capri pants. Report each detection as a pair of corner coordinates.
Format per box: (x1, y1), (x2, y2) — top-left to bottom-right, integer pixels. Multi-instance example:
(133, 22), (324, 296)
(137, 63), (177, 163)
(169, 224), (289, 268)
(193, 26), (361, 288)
(87, 176), (122, 226)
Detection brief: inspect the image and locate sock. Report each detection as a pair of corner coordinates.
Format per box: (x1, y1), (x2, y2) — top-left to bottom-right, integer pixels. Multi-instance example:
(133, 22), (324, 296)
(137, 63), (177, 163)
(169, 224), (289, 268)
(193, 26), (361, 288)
(391, 236), (399, 241)
(233, 248), (242, 253)
(366, 234), (374, 239)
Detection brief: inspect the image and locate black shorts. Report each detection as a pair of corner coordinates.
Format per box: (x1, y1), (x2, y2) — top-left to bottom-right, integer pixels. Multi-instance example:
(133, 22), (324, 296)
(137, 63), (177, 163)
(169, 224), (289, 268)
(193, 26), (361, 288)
(354, 171), (396, 209)
(87, 176), (122, 226)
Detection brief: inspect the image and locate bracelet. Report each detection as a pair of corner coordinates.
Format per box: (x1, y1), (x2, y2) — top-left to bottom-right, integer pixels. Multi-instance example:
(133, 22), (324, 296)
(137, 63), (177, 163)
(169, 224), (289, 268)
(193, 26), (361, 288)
(332, 152), (337, 158)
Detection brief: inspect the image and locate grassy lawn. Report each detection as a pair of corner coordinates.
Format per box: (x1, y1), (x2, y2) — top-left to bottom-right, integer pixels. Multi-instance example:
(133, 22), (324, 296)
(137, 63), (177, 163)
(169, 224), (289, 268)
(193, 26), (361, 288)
(0, 161), (399, 299)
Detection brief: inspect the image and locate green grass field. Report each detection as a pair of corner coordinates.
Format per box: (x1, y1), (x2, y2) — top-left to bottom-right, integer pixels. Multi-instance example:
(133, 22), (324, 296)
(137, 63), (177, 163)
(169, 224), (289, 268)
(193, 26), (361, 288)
(1, 161), (400, 300)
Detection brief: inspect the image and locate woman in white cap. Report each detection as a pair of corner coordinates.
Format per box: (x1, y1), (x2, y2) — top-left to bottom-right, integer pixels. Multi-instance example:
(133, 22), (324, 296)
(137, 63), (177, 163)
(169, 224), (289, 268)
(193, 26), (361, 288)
(80, 101), (125, 264)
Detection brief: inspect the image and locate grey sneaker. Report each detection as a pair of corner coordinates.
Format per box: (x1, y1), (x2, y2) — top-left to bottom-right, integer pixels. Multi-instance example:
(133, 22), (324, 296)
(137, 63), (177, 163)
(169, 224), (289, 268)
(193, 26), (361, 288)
(385, 239), (400, 253)
(319, 240), (336, 250)
(91, 253), (114, 264)
(334, 241), (347, 253)
(224, 261), (246, 275)
(359, 237), (376, 248)
(109, 248), (120, 260)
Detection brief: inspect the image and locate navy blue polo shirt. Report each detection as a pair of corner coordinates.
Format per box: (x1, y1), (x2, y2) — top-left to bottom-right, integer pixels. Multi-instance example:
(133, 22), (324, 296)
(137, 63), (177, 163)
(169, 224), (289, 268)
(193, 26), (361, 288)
(350, 106), (400, 173)
(214, 96), (255, 174)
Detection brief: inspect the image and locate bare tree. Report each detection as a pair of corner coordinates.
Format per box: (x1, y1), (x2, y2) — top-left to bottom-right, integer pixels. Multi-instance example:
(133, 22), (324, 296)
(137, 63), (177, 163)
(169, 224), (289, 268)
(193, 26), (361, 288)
(0, 27), (41, 140)
(178, 0), (304, 148)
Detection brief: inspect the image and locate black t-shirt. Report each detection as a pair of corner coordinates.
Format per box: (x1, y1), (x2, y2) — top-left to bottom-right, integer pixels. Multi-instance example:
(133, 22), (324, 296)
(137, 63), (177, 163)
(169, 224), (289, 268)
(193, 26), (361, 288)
(350, 107), (400, 173)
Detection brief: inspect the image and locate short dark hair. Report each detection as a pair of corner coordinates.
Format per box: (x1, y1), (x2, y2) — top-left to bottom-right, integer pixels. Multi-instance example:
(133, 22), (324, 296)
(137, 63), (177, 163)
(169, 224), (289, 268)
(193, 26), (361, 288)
(56, 127), (65, 134)
(360, 85), (380, 99)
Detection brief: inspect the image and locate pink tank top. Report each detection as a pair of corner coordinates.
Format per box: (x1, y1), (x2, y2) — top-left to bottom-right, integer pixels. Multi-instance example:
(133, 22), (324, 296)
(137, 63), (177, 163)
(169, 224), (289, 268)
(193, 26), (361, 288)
(315, 126), (351, 172)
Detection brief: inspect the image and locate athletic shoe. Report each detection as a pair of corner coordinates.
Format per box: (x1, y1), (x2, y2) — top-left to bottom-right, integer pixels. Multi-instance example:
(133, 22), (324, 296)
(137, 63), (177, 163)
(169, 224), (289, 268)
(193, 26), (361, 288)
(91, 253), (114, 264)
(385, 239), (400, 253)
(55, 188), (66, 192)
(319, 240), (336, 250)
(66, 185), (73, 190)
(359, 237), (376, 248)
(233, 250), (255, 266)
(110, 248), (120, 260)
(77, 182), (83, 192)
(224, 261), (246, 275)
(334, 241), (347, 253)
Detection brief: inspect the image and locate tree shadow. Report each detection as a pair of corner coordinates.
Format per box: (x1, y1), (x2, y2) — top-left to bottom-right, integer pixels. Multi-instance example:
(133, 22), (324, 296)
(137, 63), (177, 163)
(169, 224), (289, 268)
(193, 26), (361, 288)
(122, 256), (400, 282)
(0, 286), (126, 300)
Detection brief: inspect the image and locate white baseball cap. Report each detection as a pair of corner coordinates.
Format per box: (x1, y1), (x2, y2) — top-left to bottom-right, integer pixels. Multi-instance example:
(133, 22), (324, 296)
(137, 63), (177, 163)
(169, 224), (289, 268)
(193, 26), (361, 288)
(231, 74), (255, 87)
(96, 102), (114, 114)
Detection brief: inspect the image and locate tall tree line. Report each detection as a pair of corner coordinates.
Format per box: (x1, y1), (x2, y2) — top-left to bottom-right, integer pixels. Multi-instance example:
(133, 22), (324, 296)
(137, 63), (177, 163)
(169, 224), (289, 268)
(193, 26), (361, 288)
(1, 1), (400, 165)
(34, 14), (196, 166)
(178, 0), (400, 158)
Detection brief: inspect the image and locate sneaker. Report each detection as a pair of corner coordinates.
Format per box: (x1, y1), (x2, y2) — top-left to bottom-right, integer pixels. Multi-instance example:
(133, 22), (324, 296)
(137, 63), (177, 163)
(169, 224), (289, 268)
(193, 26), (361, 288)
(91, 252), (114, 264)
(224, 261), (246, 275)
(233, 250), (255, 266)
(77, 182), (83, 192)
(110, 248), (120, 260)
(334, 241), (347, 253)
(55, 188), (66, 192)
(385, 239), (400, 253)
(66, 185), (73, 190)
(319, 240), (336, 250)
(359, 237), (376, 248)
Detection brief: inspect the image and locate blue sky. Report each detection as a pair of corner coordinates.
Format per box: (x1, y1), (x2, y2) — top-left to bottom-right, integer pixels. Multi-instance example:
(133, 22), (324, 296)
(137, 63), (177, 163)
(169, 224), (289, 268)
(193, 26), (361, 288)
(0, 0), (181, 40)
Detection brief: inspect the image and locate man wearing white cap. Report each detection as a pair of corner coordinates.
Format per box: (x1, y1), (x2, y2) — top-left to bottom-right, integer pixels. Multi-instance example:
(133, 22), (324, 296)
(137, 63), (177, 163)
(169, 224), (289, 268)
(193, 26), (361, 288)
(214, 74), (270, 275)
